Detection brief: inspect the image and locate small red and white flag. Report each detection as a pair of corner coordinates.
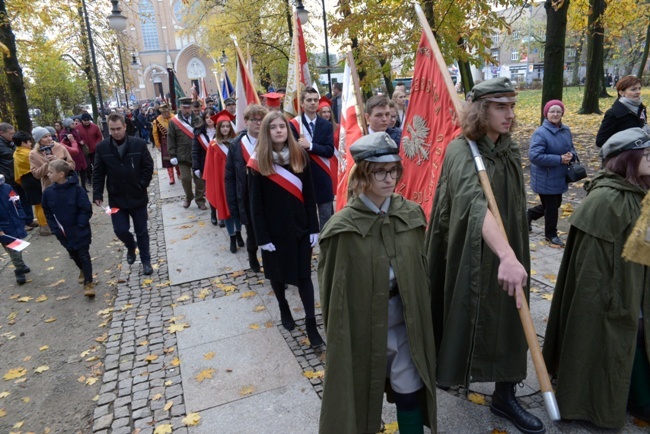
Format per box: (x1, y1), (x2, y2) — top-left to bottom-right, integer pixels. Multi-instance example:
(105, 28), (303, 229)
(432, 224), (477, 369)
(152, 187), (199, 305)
(4, 235), (30, 252)
(104, 206), (119, 215)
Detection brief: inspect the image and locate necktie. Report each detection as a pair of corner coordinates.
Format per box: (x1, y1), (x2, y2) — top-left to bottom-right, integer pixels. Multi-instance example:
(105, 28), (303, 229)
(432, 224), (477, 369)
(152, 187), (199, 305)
(309, 121), (315, 136)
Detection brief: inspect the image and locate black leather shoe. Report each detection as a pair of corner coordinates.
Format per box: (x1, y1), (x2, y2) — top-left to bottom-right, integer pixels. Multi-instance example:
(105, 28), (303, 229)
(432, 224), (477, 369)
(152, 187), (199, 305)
(545, 236), (565, 247)
(229, 235), (237, 254)
(14, 270), (26, 285)
(218, 219), (226, 228)
(278, 301), (295, 331)
(142, 262), (153, 275)
(248, 251), (261, 273)
(235, 231), (245, 247)
(491, 382), (545, 434)
(18, 265), (31, 274)
(210, 208), (218, 225)
(305, 318), (324, 347)
(126, 248), (136, 265)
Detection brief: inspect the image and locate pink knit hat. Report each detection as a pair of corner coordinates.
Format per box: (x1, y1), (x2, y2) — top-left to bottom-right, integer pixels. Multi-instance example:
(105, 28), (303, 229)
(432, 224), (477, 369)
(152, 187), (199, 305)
(543, 99), (565, 118)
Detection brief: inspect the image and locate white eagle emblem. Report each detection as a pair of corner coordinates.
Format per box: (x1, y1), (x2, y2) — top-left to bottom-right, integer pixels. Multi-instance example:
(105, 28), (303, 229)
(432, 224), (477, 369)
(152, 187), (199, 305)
(402, 115), (430, 165)
(338, 127), (348, 173)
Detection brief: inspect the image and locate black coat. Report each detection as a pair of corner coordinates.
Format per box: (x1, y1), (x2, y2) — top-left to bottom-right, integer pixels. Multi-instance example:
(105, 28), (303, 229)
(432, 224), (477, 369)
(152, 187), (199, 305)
(191, 130), (210, 172)
(387, 126), (402, 148)
(595, 99), (647, 147)
(225, 131), (252, 225)
(93, 135), (153, 209)
(42, 172), (92, 250)
(0, 136), (16, 187)
(289, 115), (335, 204)
(247, 157), (319, 285)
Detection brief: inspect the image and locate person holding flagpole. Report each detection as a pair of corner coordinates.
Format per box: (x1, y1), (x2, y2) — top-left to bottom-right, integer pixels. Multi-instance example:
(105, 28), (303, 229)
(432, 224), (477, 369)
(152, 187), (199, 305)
(191, 108), (219, 223)
(247, 111), (323, 347)
(425, 77), (544, 434)
(289, 87), (335, 229)
(168, 97), (207, 210)
(225, 105), (267, 272)
(152, 104), (181, 185)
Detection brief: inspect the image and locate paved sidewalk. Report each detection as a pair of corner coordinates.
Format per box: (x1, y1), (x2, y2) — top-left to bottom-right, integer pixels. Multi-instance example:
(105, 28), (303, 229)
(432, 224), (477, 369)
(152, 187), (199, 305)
(91, 152), (645, 433)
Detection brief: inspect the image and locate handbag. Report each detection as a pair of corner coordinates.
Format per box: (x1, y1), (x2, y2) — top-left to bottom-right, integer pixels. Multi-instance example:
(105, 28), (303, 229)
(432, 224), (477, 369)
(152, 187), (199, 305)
(566, 155), (587, 183)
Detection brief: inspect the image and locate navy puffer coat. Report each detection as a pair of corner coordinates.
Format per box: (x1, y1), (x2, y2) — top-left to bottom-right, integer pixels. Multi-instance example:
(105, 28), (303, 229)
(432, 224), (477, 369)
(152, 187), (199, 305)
(529, 119), (575, 195)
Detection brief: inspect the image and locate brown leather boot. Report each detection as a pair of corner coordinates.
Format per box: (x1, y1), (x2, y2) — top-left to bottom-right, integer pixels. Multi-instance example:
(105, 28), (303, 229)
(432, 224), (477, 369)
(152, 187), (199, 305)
(84, 282), (95, 297)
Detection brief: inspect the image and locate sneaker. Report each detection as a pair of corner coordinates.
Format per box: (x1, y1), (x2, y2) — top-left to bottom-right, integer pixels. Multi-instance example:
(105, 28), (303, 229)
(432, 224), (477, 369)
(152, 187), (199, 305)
(545, 236), (565, 247)
(142, 262), (153, 275)
(126, 248), (136, 264)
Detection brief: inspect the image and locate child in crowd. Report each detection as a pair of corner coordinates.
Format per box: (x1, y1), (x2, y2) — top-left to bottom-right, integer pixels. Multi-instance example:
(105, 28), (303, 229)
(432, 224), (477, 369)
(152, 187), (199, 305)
(0, 174), (30, 285)
(42, 160), (94, 297)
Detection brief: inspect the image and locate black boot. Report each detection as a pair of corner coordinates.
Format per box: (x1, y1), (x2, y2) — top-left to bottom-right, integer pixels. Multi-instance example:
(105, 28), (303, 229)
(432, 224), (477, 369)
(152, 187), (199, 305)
(210, 207), (218, 226)
(229, 235), (237, 253)
(305, 317), (324, 347)
(248, 251), (261, 273)
(490, 382), (545, 434)
(235, 231), (245, 247)
(14, 269), (26, 285)
(278, 300), (295, 331)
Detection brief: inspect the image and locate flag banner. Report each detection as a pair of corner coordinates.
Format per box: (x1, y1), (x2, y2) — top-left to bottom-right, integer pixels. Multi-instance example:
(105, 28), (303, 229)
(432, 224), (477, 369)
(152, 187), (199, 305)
(335, 59), (365, 211)
(200, 77), (209, 104)
(1, 235), (30, 252)
(233, 39), (260, 132)
(283, 11), (314, 117)
(397, 31), (461, 220)
(222, 70), (234, 99)
(172, 71), (186, 100)
(104, 206), (119, 215)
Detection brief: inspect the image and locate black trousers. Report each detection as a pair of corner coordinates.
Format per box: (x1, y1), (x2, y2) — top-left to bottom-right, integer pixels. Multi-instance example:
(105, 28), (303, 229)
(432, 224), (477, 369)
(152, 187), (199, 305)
(270, 278), (315, 319)
(68, 246), (92, 284)
(528, 193), (562, 239)
(110, 206), (150, 262)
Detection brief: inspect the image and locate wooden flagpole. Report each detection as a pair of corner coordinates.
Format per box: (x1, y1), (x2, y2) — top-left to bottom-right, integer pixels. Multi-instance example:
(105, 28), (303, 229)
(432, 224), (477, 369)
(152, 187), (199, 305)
(214, 69), (226, 109)
(294, 10), (303, 136)
(413, 2), (560, 422)
(230, 36), (260, 105)
(346, 51), (368, 135)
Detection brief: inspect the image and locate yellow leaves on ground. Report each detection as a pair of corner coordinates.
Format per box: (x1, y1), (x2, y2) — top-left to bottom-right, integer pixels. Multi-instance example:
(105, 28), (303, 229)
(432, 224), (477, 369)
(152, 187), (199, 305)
(176, 295), (191, 302)
(47, 278), (66, 287)
(303, 370), (324, 380)
(381, 421), (399, 433)
(0, 408), (6, 418)
(34, 365), (49, 373)
(240, 385), (255, 396)
(560, 203), (574, 219)
(491, 429), (508, 434)
(151, 393), (163, 401)
(3, 368), (27, 381)
(55, 295), (70, 301)
(96, 307), (113, 317)
(153, 424), (173, 434)
(44, 317), (57, 323)
(253, 305), (266, 312)
(39, 345), (49, 351)
(634, 417), (650, 428)
(21, 397), (29, 403)
(144, 354), (159, 363)
(541, 293), (554, 301)
(170, 357), (181, 367)
(182, 412), (201, 426)
(198, 288), (211, 299)
(530, 269), (537, 275)
(231, 270), (245, 278)
(249, 323), (260, 330)
(163, 400), (173, 411)
(468, 392), (487, 405)
(167, 322), (189, 334)
(13, 420), (24, 429)
(195, 368), (216, 383)
(141, 278), (153, 287)
(16, 296), (33, 303)
(203, 352), (215, 360)
(138, 340), (148, 347)
(95, 333), (108, 343)
(240, 291), (256, 299)
(543, 274), (557, 284)
(35, 294), (48, 302)
(0, 392), (9, 398)
(182, 231), (198, 240)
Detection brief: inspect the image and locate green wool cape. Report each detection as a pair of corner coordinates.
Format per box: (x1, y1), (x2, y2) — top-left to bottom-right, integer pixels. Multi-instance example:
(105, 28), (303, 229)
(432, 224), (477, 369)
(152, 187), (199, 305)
(542, 170), (650, 428)
(425, 134), (530, 388)
(317, 194), (437, 434)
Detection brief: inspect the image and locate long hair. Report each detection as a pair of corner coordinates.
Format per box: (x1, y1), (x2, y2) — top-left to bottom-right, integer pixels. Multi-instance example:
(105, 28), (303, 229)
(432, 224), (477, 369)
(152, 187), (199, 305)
(215, 120), (235, 144)
(348, 160), (404, 199)
(318, 106), (338, 132)
(255, 111), (306, 176)
(461, 100), (517, 141)
(604, 149), (650, 189)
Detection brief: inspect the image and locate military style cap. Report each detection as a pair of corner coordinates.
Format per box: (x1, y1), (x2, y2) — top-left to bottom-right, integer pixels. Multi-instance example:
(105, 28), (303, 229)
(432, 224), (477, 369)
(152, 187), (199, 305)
(159, 104), (170, 111)
(224, 98), (236, 106)
(467, 77), (517, 103)
(350, 132), (402, 163)
(177, 97), (192, 106)
(601, 127), (650, 159)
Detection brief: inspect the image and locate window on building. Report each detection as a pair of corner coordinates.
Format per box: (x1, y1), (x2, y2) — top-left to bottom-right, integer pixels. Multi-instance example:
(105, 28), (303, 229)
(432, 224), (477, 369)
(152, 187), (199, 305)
(566, 48), (576, 58)
(492, 50), (500, 63)
(513, 31), (520, 41)
(493, 33), (500, 46)
(139, 0), (159, 51)
(511, 50), (519, 61)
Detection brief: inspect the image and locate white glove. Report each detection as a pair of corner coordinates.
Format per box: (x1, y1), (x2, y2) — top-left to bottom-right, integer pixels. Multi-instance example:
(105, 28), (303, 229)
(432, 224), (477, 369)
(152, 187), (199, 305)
(310, 233), (319, 247)
(260, 243), (276, 252)
(170, 158), (178, 165)
(194, 170), (201, 178)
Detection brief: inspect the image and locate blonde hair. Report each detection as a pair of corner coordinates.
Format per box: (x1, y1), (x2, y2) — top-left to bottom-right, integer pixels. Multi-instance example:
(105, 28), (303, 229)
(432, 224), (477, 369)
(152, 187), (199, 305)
(461, 99), (517, 141)
(255, 111), (306, 176)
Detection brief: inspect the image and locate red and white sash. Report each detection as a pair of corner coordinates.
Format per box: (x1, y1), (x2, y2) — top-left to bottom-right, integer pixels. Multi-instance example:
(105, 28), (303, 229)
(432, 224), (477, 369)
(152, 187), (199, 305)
(212, 139), (228, 158)
(241, 135), (255, 163)
(197, 134), (211, 151)
(290, 117), (337, 189)
(170, 115), (194, 140)
(247, 152), (304, 203)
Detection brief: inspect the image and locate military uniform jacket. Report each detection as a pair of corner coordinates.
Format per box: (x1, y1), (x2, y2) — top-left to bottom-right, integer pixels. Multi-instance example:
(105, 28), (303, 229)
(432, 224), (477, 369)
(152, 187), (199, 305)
(542, 170), (650, 428)
(425, 134), (530, 388)
(318, 194), (437, 433)
(167, 114), (196, 165)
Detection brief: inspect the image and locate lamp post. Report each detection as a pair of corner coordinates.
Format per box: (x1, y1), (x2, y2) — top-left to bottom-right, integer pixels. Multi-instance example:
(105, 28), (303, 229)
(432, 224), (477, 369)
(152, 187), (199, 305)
(525, 2), (533, 86)
(295, 0), (332, 95)
(116, 44), (130, 109)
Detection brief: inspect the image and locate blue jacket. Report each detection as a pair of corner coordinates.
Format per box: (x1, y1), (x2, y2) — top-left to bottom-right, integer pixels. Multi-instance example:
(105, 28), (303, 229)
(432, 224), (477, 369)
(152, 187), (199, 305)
(529, 119), (575, 195)
(0, 183), (27, 242)
(42, 172), (92, 250)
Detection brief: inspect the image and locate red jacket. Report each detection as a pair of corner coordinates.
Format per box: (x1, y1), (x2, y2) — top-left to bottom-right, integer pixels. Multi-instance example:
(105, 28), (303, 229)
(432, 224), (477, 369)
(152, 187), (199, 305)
(74, 122), (103, 153)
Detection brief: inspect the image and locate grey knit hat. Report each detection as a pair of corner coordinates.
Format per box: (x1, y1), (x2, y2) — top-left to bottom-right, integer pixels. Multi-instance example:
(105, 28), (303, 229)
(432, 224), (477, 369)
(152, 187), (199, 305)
(31, 127), (50, 144)
(62, 118), (74, 128)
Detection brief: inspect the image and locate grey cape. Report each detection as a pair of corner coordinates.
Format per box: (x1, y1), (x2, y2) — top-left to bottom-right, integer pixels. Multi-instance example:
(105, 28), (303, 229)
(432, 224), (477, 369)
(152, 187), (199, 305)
(318, 194), (437, 433)
(542, 170), (650, 428)
(425, 134), (530, 388)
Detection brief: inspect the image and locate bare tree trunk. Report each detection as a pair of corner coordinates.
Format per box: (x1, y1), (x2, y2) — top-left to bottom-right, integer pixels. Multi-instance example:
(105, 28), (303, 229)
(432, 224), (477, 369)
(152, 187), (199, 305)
(77, 2), (98, 120)
(379, 57), (394, 96)
(598, 54), (610, 98)
(456, 39), (474, 95)
(571, 32), (584, 86)
(578, 0), (605, 114)
(0, 0), (30, 130)
(638, 22), (650, 80)
(541, 0), (569, 124)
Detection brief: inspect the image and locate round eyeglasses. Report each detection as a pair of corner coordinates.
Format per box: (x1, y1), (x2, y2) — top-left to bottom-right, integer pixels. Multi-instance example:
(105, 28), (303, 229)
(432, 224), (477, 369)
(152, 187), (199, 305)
(371, 167), (403, 181)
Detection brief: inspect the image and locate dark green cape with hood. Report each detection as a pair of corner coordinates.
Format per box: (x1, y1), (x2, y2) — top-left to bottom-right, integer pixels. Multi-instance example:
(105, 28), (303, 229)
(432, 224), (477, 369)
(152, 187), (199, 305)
(425, 134), (530, 388)
(542, 170), (650, 428)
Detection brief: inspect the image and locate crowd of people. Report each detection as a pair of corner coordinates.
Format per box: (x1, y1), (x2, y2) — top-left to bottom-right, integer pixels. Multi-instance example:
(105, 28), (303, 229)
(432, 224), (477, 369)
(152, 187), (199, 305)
(0, 74), (648, 434)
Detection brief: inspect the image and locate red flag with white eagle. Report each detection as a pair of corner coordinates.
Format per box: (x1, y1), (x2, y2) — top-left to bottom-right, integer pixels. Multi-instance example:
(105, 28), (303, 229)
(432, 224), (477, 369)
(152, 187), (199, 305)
(334, 56), (366, 211)
(283, 11), (316, 117)
(397, 31), (461, 220)
(233, 38), (260, 132)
